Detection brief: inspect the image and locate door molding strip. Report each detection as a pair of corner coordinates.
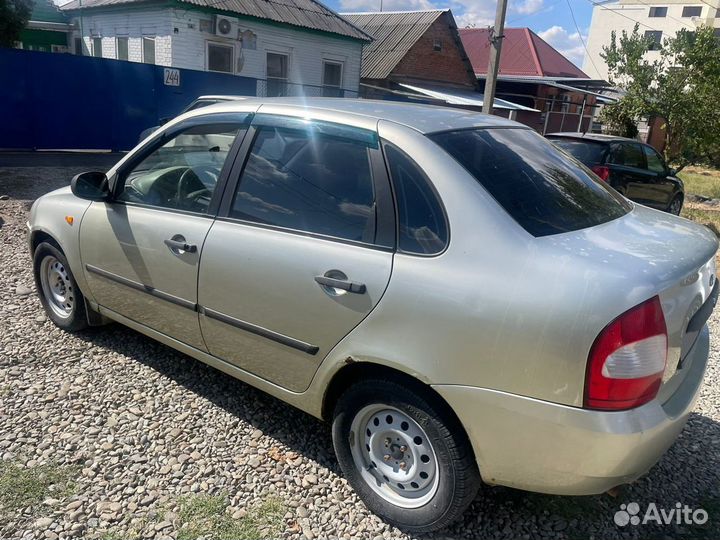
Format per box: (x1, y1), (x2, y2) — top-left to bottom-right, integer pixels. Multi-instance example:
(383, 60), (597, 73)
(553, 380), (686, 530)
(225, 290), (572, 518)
(85, 264), (198, 311)
(199, 306), (320, 355)
(85, 264), (319, 355)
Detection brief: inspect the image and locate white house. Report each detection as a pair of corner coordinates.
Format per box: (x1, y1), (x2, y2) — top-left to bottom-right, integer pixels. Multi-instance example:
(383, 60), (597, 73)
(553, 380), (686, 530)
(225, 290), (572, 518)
(584, 0), (720, 80)
(59, 0), (370, 96)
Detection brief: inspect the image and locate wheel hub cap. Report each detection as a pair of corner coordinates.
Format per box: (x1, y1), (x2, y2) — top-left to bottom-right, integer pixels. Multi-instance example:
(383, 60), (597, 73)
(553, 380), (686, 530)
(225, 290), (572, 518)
(350, 405), (439, 508)
(40, 256), (74, 319)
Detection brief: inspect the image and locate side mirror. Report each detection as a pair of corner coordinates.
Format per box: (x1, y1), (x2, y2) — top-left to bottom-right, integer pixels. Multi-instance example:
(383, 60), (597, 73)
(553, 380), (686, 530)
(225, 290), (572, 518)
(668, 167), (678, 177)
(71, 171), (111, 201)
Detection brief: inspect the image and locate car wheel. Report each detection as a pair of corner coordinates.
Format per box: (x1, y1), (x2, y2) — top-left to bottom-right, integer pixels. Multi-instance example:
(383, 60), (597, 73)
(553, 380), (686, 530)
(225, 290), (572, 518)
(332, 377), (480, 533)
(33, 242), (88, 332)
(668, 195), (683, 215)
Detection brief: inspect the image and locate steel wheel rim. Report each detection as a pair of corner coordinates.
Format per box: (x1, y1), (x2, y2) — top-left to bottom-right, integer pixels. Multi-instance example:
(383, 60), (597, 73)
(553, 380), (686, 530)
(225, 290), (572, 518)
(349, 404), (439, 508)
(39, 256), (74, 319)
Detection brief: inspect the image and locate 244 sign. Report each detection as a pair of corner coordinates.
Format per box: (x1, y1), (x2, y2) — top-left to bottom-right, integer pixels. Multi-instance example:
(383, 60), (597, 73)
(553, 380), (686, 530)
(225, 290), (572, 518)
(164, 68), (180, 86)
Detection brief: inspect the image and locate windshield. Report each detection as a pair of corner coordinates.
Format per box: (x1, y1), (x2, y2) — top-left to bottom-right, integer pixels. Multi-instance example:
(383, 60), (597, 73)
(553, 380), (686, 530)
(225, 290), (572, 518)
(429, 128), (631, 237)
(550, 139), (607, 166)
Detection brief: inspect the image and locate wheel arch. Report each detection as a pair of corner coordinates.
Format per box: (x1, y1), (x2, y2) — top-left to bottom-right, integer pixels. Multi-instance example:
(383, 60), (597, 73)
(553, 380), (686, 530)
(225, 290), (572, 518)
(321, 362), (475, 456)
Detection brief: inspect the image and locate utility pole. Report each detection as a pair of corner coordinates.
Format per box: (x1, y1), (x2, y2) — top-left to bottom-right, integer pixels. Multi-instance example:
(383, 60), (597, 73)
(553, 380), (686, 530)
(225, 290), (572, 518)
(482, 0), (509, 115)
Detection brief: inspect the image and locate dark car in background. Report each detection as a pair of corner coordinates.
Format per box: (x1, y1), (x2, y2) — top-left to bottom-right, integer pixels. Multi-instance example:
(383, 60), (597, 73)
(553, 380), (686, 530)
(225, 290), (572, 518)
(547, 133), (684, 215)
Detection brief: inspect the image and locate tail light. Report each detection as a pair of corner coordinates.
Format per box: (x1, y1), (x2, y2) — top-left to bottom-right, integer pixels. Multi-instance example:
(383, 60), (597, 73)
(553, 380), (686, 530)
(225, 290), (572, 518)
(584, 296), (667, 411)
(591, 165), (610, 181)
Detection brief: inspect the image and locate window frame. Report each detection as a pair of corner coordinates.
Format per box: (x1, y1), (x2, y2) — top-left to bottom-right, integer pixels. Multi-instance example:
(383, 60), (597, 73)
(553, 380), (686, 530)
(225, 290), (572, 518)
(217, 114), (396, 251)
(648, 6), (667, 17)
(266, 51), (289, 97)
(206, 41), (235, 74)
(322, 60), (343, 97)
(92, 37), (102, 57)
(644, 30), (663, 50)
(110, 113), (252, 218)
(682, 5), (702, 17)
(142, 36), (156, 64)
(116, 36), (129, 60)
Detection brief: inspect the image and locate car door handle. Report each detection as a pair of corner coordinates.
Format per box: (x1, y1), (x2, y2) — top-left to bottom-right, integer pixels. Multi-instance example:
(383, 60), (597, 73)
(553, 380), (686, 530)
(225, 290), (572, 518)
(314, 275), (366, 294)
(164, 238), (197, 253)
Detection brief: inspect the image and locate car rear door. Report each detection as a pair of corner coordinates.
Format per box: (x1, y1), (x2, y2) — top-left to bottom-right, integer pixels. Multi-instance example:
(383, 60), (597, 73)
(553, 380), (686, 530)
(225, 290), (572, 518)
(197, 114), (395, 392)
(80, 113), (250, 350)
(607, 142), (655, 205)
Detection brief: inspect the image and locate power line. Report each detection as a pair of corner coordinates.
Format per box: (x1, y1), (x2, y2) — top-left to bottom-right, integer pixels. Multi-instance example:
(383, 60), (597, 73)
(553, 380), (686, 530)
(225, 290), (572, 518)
(566, 0), (601, 75)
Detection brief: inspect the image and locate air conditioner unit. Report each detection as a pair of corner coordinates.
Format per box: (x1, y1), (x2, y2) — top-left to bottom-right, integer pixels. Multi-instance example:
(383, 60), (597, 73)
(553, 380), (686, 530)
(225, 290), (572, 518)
(215, 15), (238, 38)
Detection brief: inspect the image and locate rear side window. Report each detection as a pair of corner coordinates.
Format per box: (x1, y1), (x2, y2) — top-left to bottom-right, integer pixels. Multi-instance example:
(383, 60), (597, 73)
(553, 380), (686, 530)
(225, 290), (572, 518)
(608, 143), (645, 168)
(230, 125), (377, 244)
(430, 128), (631, 237)
(551, 139), (606, 166)
(383, 144), (448, 254)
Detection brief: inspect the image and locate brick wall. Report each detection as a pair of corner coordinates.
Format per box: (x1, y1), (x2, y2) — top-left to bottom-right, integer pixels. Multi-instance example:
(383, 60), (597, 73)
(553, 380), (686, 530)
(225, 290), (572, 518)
(390, 12), (476, 88)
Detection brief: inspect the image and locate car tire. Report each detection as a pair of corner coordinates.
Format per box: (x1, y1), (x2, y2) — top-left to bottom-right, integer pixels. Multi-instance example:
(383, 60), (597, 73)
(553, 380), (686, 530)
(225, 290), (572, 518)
(332, 377), (480, 533)
(668, 195), (683, 215)
(33, 242), (88, 332)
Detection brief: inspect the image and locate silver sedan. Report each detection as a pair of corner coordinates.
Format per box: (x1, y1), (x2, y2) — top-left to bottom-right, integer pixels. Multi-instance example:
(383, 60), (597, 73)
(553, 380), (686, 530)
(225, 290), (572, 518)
(27, 98), (718, 532)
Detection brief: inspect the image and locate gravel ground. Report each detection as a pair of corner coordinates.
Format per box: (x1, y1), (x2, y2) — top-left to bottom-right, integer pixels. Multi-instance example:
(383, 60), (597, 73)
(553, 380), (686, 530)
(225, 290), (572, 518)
(1, 155), (719, 540)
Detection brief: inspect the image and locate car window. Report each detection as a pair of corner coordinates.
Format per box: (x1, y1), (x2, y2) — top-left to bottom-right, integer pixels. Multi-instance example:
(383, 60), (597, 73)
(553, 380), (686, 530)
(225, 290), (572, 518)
(383, 143), (447, 254)
(608, 143), (645, 168)
(229, 125), (377, 244)
(642, 145), (666, 174)
(429, 128), (631, 237)
(117, 122), (243, 213)
(550, 139), (607, 166)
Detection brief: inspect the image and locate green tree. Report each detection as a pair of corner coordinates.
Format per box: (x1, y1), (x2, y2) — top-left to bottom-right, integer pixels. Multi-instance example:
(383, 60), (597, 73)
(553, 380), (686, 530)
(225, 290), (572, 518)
(0, 0), (35, 48)
(601, 24), (720, 171)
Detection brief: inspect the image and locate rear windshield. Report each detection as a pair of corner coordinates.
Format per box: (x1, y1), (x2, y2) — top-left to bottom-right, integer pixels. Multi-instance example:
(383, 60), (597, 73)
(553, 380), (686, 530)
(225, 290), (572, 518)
(429, 128), (631, 237)
(550, 139), (606, 166)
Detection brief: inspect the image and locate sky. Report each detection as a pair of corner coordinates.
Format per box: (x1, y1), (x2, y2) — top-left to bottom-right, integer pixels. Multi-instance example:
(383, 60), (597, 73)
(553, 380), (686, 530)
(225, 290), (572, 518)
(328, 0), (595, 68)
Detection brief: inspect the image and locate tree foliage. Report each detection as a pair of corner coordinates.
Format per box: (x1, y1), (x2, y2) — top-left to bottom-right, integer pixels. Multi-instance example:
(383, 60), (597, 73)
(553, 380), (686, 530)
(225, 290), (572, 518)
(0, 0), (34, 48)
(601, 24), (720, 171)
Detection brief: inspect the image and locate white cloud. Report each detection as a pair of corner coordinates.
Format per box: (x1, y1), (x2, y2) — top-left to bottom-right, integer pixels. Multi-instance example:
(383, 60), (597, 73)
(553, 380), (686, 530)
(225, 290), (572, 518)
(538, 25), (586, 67)
(450, 0), (496, 28)
(338, 0), (435, 11)
(514, 0), (544, 16)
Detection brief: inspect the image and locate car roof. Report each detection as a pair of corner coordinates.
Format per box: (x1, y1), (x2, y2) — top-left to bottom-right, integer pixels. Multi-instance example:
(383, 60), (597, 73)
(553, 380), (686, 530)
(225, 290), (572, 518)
(189, 97), (523, 134)
(546, 132), (640, 144)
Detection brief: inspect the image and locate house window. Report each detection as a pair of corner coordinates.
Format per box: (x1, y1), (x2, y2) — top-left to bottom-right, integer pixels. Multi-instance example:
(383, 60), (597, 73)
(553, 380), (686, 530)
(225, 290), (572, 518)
(648, 6), (667, 17)
(117, 37), (128, 60)
(433, 38), (442, 51)
(715, 28), (720, 38)
(207, 42), (234, 73)
(266, 52), (288, 97)
(682, 6), (702, 17)
(143, 37), (155, 64)
(644, 30), (663, 50)
(92, 37), (102, 57)
(322, 61), (342, 97)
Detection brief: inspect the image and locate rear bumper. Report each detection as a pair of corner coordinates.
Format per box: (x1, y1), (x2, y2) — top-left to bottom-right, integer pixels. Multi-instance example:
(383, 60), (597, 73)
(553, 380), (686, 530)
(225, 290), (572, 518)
(433, 325), (710, 495)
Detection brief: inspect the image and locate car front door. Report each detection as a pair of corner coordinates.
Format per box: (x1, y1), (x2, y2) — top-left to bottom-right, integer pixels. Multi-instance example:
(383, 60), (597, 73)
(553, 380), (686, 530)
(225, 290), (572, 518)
(641, 143), (676, 208)
(198, 115), (395, 392)
(80, 114), (249, 350)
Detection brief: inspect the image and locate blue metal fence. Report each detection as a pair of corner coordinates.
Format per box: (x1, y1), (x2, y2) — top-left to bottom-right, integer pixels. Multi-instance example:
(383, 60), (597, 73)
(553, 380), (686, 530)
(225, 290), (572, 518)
(0, 48), (355, 151)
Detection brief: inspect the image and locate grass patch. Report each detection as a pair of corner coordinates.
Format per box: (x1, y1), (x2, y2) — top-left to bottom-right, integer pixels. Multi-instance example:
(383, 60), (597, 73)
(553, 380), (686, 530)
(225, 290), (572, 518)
(0, 461), (78, 519)
(680, 166), (720, 199)
(682, 206), (720, 236)
(176, 494), (285, 540)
